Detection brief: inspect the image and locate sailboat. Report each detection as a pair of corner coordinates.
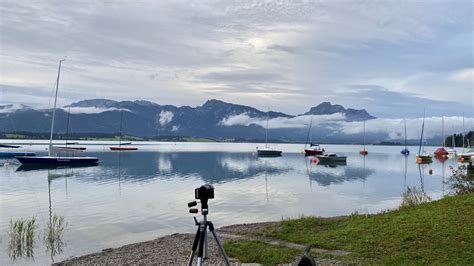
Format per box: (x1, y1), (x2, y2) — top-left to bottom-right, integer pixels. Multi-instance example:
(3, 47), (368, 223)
(257, 113), (282, 157)
(53, 106), (86, 151)
(16, 59), (99, 166)
(359, 120), (368, 155)
(416, 112), (432, 164)
(109, 109), (138, 151)
(401, 118), (410, 155)
(434, 116), (448, 158)
(458, 114), (473, 162)
(446, 128), (457, 156)
(304, 116), (324, 156)
(0, 143), (35, 158)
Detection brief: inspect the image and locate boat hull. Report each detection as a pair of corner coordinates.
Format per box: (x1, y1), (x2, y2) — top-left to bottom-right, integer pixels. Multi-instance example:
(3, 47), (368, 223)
(416, 155), (432, 164)
(359, 150), (368, 156)
(257, 150), (282, 157)
(0, 152), (35, 158)
(304, 149), (323, 156)
(109, 147), (138, 151)
(53, 146), (87, 151)
(401, 149), (410, 155)
(316, 156), (347, 163)
(16, 156), (99, 165)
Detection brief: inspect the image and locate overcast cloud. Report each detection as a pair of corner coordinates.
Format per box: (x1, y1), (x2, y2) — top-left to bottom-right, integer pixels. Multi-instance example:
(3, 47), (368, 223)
(0, 0), (472, 118)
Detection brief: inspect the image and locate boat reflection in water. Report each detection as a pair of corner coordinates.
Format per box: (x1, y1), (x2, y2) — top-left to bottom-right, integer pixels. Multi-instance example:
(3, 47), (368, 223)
(304, 156), (373, 187)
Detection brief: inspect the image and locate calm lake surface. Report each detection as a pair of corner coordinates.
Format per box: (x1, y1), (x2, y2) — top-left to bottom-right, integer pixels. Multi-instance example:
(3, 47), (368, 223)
(0, 141), (463, 265)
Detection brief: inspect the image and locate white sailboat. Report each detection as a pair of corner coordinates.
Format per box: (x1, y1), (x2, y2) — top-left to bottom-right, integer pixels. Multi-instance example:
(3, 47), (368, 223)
(416, 111), (432, 164)
(16, 59), (99, 166)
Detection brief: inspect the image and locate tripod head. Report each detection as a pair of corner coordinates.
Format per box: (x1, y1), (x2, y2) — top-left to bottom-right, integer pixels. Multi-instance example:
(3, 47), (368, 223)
(188, 184), (214, 215)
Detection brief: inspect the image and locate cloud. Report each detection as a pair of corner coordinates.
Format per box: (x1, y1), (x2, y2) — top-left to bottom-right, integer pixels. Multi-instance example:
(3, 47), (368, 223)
(60, 107), (129, 114)
(0, 1), (472, 116)
(221, 112), (474, 140)
(451, 68), (474, 82)
(159, 110), (174, 126)
(220, 113), (346, 128)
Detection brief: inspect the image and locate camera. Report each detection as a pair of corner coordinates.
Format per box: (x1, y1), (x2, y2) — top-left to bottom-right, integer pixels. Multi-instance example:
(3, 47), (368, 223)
(195, 184), (214, 200)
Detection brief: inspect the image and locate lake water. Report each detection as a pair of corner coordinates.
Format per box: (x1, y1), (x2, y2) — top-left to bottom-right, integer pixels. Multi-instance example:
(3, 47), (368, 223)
(0, 141), (463, 265)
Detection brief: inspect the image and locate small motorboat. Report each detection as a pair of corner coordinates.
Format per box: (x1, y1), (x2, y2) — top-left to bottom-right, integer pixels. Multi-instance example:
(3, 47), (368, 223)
(401, 148), (410, 156)
(110, 146), (138, 151)
(416, 154), (432, 164)
(434, 147), (448, 158)
(52, 146), (87, 151)
(257, 147), (282, 157)
(316, 153), (347, 163)
(304, 144), (324, 156)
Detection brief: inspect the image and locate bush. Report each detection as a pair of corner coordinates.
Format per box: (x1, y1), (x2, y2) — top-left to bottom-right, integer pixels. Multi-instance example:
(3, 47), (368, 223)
(446, 165), (474, 195)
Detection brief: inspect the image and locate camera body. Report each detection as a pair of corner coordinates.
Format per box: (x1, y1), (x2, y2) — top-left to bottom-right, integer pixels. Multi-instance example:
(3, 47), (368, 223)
(195, 184), (214, 200)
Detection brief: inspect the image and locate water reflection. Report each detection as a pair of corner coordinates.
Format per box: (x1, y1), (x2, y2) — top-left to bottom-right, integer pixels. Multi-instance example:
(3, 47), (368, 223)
(45, 170), (69, 263)
(304, 156), (373, 186)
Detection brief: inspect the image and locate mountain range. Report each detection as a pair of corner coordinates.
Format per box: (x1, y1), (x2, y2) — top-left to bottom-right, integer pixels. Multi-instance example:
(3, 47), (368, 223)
(0, 99), (376, 142)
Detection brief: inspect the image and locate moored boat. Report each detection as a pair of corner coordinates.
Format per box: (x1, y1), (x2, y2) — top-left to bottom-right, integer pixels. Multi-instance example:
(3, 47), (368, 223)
(416, 111), (432, 164)
(257, 111), (282, 157)
(257, 147), (282, 157)
(401, 119), (410, 155)
(16, 156), (99, 165)
(359, 120), (368, 156)
(316, 153), (347, 163)
(16, 59), (99, 166)
(109, 110), (138, 151)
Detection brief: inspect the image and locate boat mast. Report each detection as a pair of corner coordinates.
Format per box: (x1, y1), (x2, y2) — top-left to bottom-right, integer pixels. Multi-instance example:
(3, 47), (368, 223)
(305, 116), (313, 149)
(363, 120), (366, 150)
(65, 105), (71, 147)
(119, 109), (123, 146)
(48, 59), (66, 156)
(419, 112), (425, 155)
(462, 113), (465, 152)
(404, 118), (407, 149)
(442, 115), (445, 147)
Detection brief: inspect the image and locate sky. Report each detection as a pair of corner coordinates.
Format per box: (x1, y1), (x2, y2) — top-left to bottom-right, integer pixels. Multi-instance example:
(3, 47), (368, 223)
(0, 0), (473, 118)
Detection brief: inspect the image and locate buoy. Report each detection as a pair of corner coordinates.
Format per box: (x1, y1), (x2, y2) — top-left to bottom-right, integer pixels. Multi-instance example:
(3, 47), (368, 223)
(311, 159), (318, 164)
(429, 169), (433, 175)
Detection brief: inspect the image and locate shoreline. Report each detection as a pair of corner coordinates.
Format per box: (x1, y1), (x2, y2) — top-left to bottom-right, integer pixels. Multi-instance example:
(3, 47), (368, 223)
(56, 218), (348, 265)
(56, 221), (280, 265)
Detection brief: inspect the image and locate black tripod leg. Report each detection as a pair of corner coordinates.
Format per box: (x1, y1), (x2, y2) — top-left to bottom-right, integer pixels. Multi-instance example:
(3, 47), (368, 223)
(208, 222), (231, 266)
(188, 225), (201, 266)
(197, 222), (208, 266)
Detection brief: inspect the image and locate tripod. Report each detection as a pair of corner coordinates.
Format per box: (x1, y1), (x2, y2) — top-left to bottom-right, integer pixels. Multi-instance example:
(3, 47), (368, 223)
(188, 197), (230, 266)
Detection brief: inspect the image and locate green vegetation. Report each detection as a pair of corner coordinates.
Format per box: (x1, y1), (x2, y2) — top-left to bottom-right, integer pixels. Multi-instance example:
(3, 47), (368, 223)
(224, 240), (301, 264)
(444, 131), (473, 148)
(400, 186), (432, 207)
(226, 193), (474, 264)
(447, 165), (474, 195)
(8, 217), (37, 260)
(44, 214), (67, 257)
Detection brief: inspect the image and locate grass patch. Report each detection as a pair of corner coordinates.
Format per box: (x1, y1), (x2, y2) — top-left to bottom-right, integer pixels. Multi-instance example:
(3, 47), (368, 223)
(259, 193), (474, 264)
(44, 214), (67, 257)
(8, 217), (37, 260)
(224, 240), (301, 265)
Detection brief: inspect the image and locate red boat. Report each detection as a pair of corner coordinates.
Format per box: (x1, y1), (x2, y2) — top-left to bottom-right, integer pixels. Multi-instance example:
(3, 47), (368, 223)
(304, 144), (324, 156)
(359, 149), (368, 156)
(434, 147), (448, 157)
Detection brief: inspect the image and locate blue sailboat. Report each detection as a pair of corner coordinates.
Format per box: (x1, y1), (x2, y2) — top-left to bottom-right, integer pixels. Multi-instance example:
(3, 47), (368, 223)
(16, 59), (98, 166)
(401, 119), (410, 155)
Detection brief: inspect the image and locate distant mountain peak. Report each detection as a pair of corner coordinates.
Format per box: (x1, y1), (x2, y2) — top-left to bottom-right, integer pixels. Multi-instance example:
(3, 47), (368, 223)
(303, 102), (375, 121)
(66, 99), (117, 108)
